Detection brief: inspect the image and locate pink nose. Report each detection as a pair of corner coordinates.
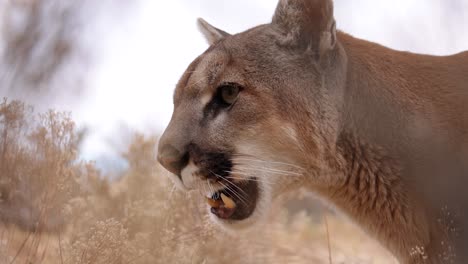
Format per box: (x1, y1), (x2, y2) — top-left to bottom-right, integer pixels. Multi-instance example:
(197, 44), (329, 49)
(157, 144), (187, 176)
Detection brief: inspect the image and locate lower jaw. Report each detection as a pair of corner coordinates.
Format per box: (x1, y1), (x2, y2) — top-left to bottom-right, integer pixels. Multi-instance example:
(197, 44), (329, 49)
(207, 202), (265, 233)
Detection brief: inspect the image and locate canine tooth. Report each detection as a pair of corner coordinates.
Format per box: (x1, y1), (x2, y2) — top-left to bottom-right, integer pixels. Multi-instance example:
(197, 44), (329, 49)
(221, 193), (236, 209)
(207, 197), (221, 208)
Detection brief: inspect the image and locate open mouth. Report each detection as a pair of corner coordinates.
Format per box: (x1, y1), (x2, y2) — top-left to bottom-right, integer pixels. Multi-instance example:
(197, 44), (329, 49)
(206, 179), (259, 221)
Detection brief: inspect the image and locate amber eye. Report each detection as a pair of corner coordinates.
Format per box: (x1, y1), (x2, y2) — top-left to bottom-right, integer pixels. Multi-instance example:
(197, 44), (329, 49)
(219, 84), (240, 105)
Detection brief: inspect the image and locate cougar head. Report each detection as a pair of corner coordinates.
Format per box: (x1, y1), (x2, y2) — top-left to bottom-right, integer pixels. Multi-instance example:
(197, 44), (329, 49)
(158, 0), (347, 231)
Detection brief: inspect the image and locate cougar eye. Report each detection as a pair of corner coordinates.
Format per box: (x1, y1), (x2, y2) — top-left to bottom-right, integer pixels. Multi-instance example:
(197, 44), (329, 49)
(218, 84), (240, 106)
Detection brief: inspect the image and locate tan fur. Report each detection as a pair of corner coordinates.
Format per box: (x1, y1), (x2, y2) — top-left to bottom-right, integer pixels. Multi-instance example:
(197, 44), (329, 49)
(158, 1), (468, 263)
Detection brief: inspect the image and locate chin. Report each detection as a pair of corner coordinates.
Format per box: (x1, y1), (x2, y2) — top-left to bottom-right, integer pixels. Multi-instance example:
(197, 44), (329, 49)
(206, 178), (273, 234)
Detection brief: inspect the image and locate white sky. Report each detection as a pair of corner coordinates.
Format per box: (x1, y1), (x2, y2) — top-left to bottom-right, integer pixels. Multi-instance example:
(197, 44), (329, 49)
(73, 0), (468, 166)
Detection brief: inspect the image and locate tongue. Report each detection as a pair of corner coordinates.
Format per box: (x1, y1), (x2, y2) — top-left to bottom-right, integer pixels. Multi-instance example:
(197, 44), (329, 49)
(211, 206), (235, 219)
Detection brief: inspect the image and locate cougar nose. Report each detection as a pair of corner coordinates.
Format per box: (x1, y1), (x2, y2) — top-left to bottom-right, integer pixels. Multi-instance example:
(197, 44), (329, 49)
(157, 144), (188, 176)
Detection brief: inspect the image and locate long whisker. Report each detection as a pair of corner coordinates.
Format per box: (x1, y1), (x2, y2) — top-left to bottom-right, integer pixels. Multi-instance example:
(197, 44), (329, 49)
(217, 181), (249, 206)
(226, 176), (274, 185)
(232, 158), (301, 169)
(196, 180), (208, 198)
(232, 157), (305, 177)
(207, 169), (249, 206)
(232, 155), (305, 170)
(224, 170), (275, 185)
(207, 180), (215, 196)
(235, 166), (304, 177)
(218, 175), (251, 199)
(232, 158), (303, 170)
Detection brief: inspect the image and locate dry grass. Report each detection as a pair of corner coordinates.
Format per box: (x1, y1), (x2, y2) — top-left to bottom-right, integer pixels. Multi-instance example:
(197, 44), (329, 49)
(0, 98), (396, 264)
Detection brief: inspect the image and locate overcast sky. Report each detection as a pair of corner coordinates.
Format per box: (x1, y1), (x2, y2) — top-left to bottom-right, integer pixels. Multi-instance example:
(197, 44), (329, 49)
(72, 0), (468, 165)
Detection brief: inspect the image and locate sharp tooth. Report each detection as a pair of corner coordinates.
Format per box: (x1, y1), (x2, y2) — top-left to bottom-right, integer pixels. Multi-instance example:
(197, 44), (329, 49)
(206, 197), (221, 208)
(221, 193), (236, 209)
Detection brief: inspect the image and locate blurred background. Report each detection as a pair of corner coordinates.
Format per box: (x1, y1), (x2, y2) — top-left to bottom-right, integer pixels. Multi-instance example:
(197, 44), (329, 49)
(0, 0), (467, 263)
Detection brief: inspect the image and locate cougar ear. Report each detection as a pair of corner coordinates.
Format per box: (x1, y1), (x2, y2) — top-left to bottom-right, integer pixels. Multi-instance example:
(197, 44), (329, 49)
(197, 18), (231, 45)
(272, 0), (336, 57)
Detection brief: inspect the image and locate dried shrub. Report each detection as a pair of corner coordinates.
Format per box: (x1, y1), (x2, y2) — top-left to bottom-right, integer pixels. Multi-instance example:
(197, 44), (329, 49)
(64, 218), (135, 264)
(0, 98), (396, 264)
(0, 98), (83, 232)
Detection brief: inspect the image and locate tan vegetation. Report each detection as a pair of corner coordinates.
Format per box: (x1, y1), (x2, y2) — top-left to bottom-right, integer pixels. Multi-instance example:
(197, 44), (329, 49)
(0, 98), (395, 263)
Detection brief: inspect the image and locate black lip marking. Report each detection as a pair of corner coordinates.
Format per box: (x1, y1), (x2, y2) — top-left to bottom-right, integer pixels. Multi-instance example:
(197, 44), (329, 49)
(187, 144), (233, 181)
(184, 144), (258, 221)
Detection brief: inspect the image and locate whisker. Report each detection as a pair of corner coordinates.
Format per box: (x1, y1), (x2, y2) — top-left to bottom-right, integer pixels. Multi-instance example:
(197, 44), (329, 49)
(217, 181), (249, 206)
(224, 170), (275, 184)
(218, 175), (251, 198)
(235, 166), (304, 177)
(226, 176), (273, 185)
(207, 169), (250, 205)
(207, 180), (215, 196)
(232, 155), (305, 170)
(233, 159), (305, 174)
(196, 181), (208, 198)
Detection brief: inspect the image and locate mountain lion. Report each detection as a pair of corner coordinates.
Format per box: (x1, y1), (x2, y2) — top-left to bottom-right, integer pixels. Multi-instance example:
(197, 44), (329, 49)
(157, 0), (468, 263)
